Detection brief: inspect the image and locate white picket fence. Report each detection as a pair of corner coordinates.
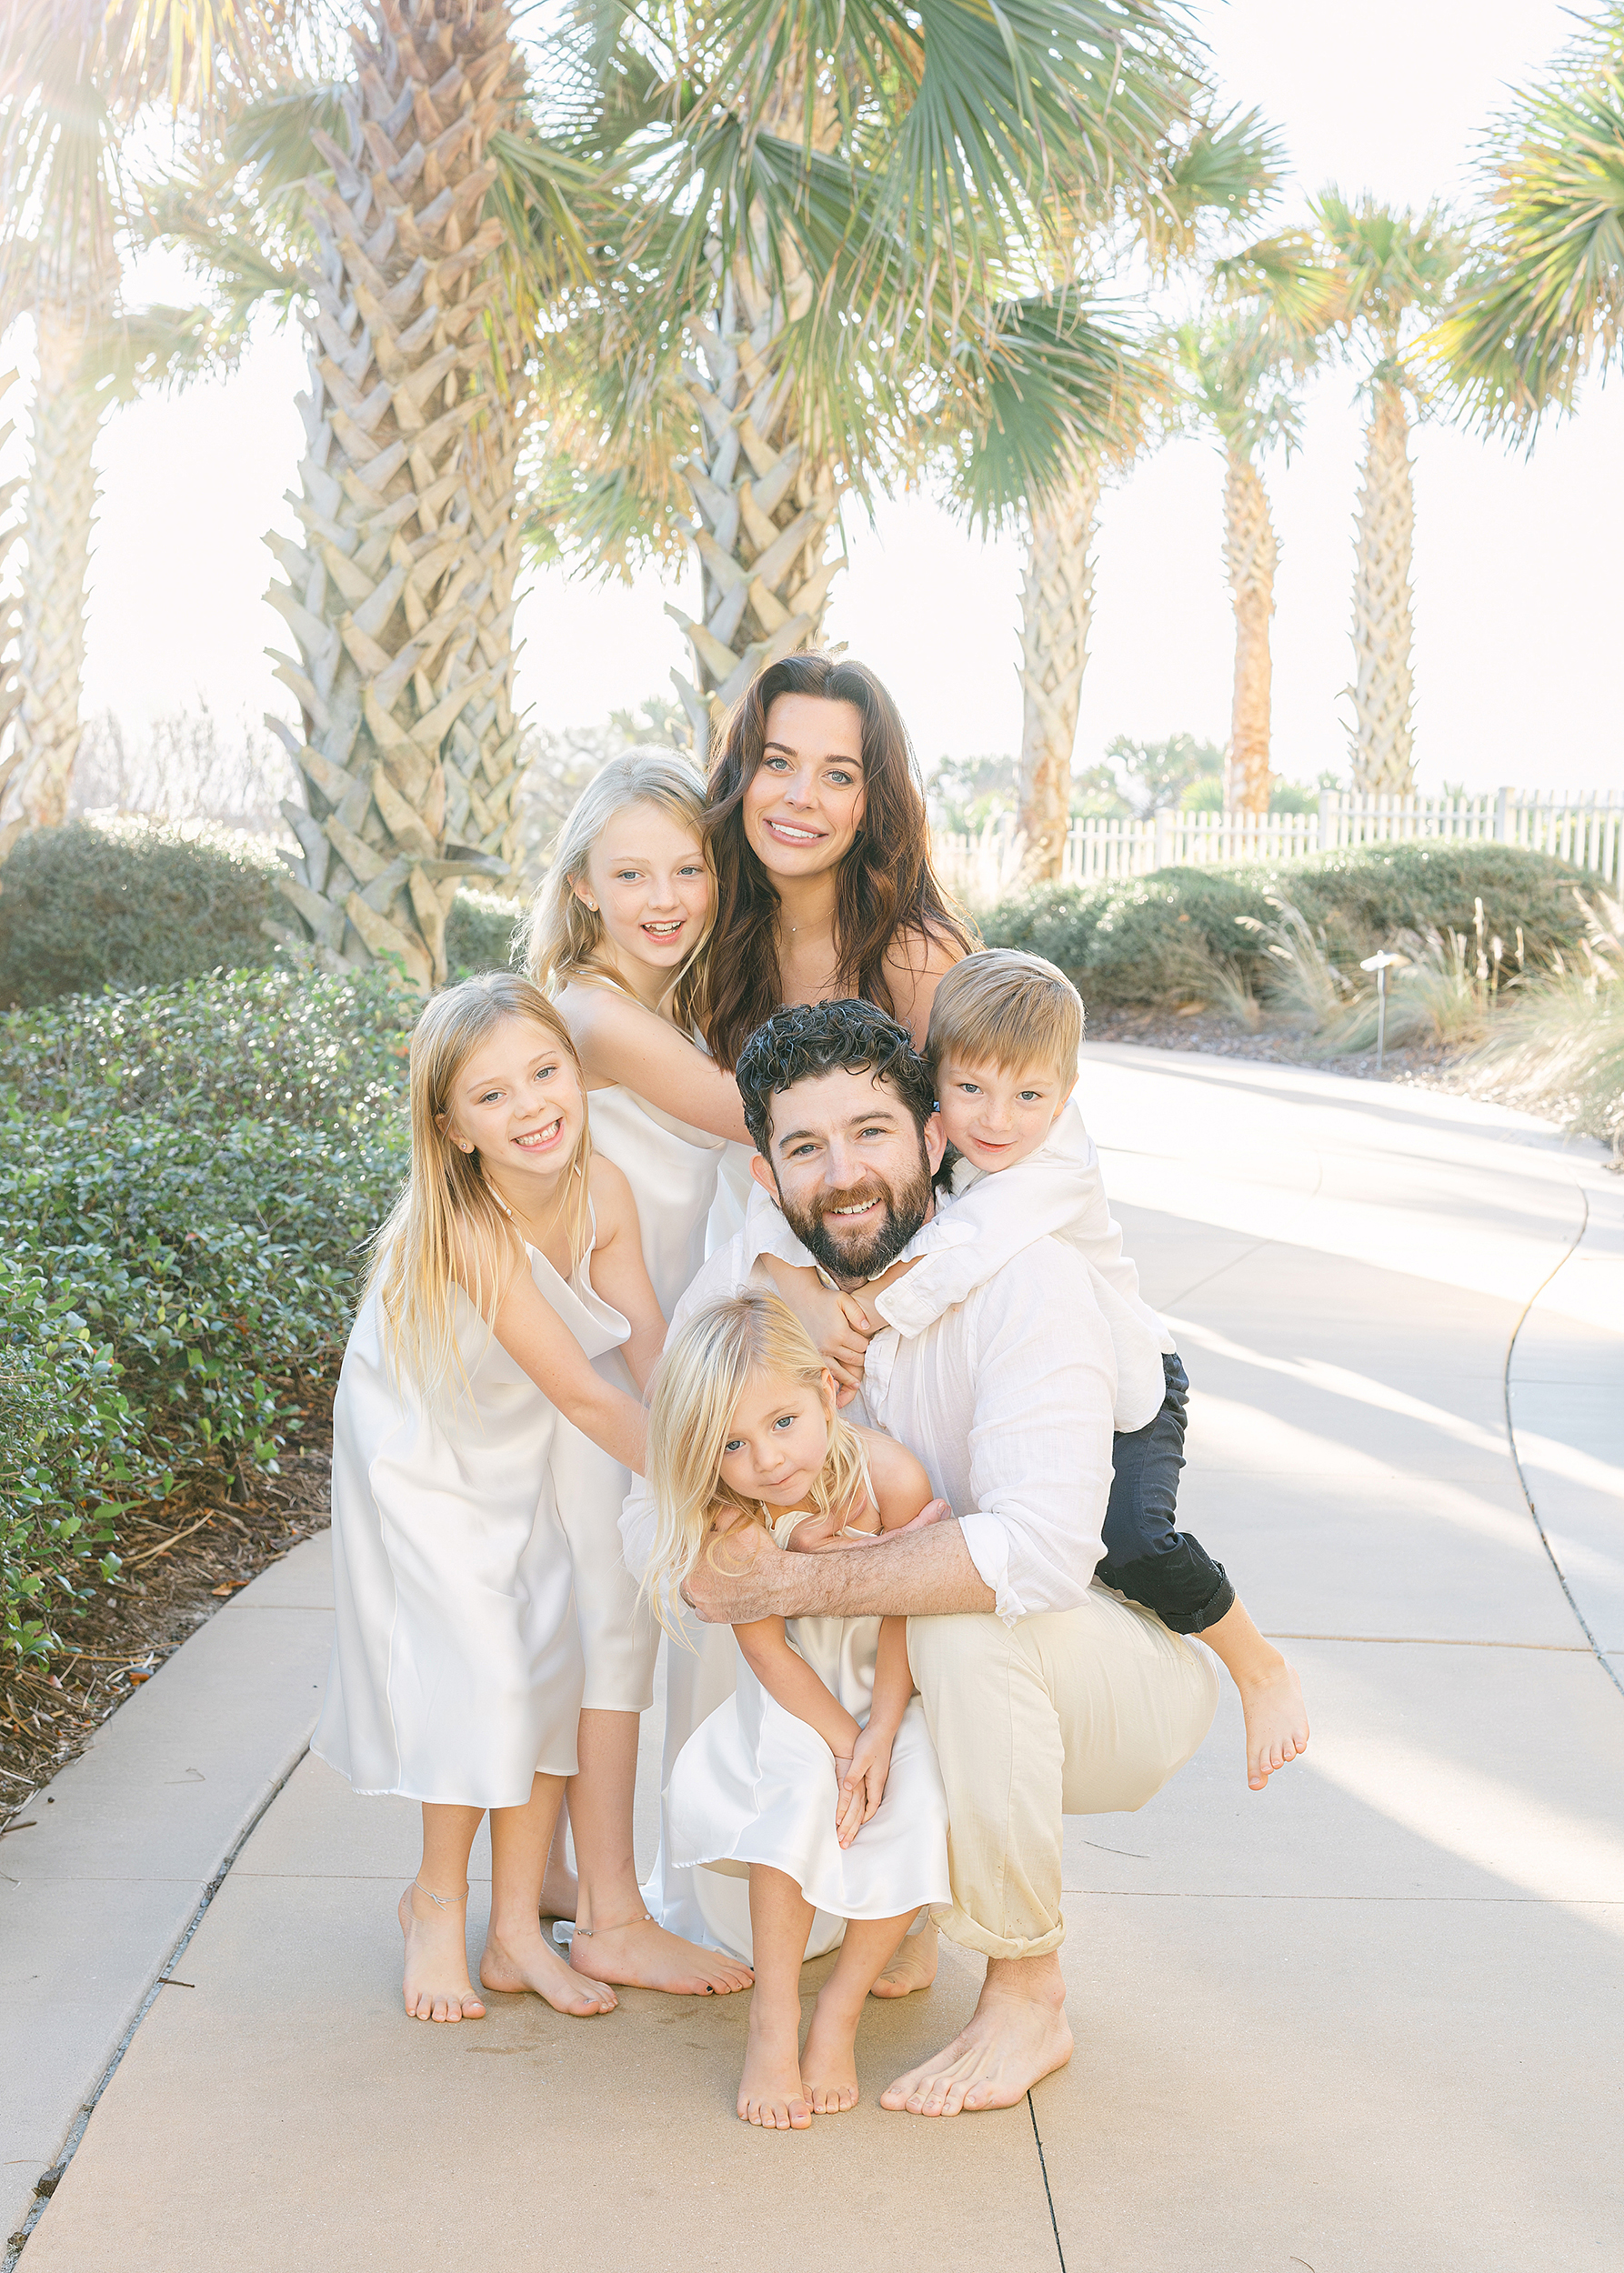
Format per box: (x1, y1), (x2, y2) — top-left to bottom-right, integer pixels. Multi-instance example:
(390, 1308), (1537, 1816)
(932, 787), (1624, 906)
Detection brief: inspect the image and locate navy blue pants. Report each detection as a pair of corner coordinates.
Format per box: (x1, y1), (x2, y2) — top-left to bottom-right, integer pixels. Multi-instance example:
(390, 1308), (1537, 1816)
(1100, 1353), (1233, 1635)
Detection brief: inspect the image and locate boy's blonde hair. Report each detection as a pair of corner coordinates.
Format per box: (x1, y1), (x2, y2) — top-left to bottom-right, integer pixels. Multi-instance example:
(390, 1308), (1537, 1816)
(521, 747), (712, 1024)
(926, 947), (1084, 1087)
(644, 1292), (870, 1637)
(365, 973), (592, 1396)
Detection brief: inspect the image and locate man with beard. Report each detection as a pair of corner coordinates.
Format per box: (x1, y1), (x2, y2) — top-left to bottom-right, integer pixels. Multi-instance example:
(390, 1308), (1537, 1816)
(621, 999), (1218, 2115)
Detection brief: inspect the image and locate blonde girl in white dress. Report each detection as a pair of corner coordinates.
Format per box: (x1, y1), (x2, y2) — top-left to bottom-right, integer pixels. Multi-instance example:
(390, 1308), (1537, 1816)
(524, 749), (757, 1998)
(645, 1292), (951, 2131)
(314, 975), (673, 2026)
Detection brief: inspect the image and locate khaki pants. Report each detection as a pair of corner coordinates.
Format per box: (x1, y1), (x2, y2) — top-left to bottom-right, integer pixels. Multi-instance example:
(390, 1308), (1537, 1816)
(907, 1587), (1219, 1961)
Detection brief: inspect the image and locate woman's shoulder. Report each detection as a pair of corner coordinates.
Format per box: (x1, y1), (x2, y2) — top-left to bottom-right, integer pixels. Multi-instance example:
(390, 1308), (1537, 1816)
(881, 916), (967, 983)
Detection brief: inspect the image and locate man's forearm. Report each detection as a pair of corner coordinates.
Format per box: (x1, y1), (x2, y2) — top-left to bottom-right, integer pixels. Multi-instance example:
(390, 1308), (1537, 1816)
(684, 1519), (997, 1626)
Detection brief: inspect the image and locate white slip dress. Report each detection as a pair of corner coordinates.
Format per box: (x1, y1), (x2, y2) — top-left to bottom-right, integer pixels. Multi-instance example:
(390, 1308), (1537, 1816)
(664, 1496), (951, 1965)
(313, 1214), (629, 1810)
(571, 1080), (734, 1714)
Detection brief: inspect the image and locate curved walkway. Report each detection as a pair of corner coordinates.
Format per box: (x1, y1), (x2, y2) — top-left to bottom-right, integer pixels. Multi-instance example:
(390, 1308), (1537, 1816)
(7, 1047), (1621, 2273)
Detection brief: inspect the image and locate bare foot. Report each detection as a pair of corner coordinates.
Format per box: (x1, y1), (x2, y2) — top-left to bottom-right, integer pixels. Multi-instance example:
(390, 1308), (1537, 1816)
(569, 1913), (754, 1996)
(881, 1957), (1072, 2116)
(1238, 1659), (1309, 1791)
(799, 1994), (862, 2114)
(869, 1916), (938, 1999)
(480, 1922), (617, 2018)
(737, 2000), (811, 2129)
(399, 1884), (486, 2023)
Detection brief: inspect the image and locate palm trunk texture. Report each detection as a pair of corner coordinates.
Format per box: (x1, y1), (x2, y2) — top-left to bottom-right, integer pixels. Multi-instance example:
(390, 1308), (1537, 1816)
(1223, 446), (1276, 816)
(1017, 458), (1098, 882)
(264, 0), (530, 990)
(0, 369), (24, 858)
(1348, 381), (1416, 795)
(12, 302), (106, 833)
(667, 227), (844, 756)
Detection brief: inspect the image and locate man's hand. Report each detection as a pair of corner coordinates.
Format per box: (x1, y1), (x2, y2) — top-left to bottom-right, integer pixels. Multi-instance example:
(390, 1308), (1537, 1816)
(680, 1518), (787, 1624)
(681, 1513), (997, 1625)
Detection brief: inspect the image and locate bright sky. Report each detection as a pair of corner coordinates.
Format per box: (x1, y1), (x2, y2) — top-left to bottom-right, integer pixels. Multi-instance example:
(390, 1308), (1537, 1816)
(4, 0), (1620, 798)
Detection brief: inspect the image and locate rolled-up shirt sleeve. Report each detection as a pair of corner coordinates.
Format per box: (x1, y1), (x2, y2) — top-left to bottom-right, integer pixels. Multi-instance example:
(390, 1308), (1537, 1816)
(957, 1241), (1118, 1624)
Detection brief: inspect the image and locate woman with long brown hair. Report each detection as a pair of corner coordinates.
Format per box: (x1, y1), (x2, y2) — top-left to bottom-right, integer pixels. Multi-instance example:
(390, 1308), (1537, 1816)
(700, 654), (975, 1067)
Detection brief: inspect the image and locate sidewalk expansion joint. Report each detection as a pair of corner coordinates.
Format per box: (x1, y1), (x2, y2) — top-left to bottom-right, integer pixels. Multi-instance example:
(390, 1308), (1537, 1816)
(2, 1739), (311, 2271)
(1501, 1184), (1624, 1705)
(1028, 2093), (1067, 2271)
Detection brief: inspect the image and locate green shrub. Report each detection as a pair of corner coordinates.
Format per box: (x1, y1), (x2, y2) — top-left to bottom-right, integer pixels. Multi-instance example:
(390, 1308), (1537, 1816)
(0, 966), (412, 1657)
(0, 815), (529, 1005)
(981, 844), (1590, 1008)
(0, 817), (282, 1006)
(0, 1284), (130, 1659)
(446, 887), (523, 979)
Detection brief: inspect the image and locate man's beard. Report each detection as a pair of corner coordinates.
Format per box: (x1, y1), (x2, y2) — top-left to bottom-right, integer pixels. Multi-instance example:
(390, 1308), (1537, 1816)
(777, 1153), (935, 1282)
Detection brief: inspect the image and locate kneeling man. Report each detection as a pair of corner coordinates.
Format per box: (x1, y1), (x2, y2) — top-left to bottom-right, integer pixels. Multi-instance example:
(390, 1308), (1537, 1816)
(624, 1000), (1218, 2114)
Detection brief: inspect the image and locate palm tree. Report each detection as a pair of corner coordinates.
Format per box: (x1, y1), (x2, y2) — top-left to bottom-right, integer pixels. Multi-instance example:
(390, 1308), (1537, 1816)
(0, 0), (275, 836)
(0, 366), (23, 844)
(567, 0), (1209, 754)
(1009, 107), (1282, 876)
(1423, 5), (1624, 436)
(1172, 309), (1309, 814)
(1313, 190), (1467, 796)
(151, 7), (601, 987)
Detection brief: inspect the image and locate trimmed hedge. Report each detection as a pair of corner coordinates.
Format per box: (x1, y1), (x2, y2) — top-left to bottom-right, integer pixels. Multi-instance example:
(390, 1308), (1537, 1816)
(0, 818), (281, 1006)
(981, 843), (1593, 1006)
(0, 816), (527, 1006)
(0, 966), (413, 1658)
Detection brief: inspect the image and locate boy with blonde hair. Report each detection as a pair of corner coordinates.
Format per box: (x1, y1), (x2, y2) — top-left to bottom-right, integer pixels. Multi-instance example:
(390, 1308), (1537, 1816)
(787, 948), (1308, 1796)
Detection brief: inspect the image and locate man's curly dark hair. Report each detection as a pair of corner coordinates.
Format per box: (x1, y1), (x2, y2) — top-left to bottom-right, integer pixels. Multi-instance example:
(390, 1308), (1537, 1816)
(735, 999), (937, 1156)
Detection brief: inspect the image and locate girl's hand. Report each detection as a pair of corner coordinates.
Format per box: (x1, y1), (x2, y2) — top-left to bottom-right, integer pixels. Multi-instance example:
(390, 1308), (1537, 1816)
(835, 1726), (896, 1846)
(760, 1257), (876, 1394)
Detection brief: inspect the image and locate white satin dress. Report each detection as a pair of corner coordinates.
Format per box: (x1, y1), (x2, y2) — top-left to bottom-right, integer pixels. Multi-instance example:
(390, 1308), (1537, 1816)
(313, 1222), (629, 1809)
(572, 1082), (737, 1715)
(664, 1506), (951, 1964)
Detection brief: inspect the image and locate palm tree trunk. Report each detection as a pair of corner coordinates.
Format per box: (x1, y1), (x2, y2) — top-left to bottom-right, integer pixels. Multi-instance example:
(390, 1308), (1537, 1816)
(1348, 380), (1416, 794)
(667, 223), (844, 756)
(0, 370), (25, 857)
(12, 301), (107, 831)
(1017, 456), (1098, 882)
(1223, 444), (1276, 816)
(263, 0), (532, 991)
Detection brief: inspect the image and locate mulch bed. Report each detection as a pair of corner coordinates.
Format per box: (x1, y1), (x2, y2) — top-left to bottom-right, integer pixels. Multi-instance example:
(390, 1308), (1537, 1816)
(1085, 1002), (1459, 1081)
(1, 1429), (332, 1827)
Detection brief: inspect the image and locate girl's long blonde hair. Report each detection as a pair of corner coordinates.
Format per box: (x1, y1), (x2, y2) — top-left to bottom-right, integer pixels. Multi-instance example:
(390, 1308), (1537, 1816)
(366, 974), (592, 1396)
(522, 747), (713, 1025)
(644, 1292), (871, 1634)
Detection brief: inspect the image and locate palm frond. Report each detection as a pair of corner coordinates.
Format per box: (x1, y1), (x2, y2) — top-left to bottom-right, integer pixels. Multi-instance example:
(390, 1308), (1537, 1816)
(1421, 31), (1624, 435)
(930, 289), (1164, 529)
(1172, 306), (1308, 460)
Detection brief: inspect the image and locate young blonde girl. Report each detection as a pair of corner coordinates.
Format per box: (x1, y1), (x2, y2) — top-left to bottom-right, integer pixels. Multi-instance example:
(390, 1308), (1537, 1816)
(524, 750), (758, 1989)
(647, 1293), (951, 2130)
(313, 974), (747, 2027)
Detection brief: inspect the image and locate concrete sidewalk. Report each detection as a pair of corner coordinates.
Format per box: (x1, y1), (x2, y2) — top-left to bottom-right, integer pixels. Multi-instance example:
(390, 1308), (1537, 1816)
(10, 1049), (1622, 2272)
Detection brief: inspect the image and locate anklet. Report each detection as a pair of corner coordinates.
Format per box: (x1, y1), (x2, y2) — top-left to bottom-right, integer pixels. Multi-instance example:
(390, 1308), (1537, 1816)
(413, 1880), (469, 1909)
(574, 1910), (653, 1938)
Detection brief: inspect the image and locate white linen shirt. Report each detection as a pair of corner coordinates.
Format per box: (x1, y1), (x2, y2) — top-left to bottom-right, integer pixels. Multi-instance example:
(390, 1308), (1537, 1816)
(619, 1181), (1119, 1628)
(872, 1099), (1174, 1434)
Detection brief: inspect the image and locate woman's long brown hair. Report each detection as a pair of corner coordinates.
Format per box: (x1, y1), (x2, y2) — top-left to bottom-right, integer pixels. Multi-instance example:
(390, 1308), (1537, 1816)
(698, 654), (976, 1068)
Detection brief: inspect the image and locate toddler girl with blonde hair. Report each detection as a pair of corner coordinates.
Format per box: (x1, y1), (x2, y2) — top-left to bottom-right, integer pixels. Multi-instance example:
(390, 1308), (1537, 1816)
(647, 1291), (951, 2129)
